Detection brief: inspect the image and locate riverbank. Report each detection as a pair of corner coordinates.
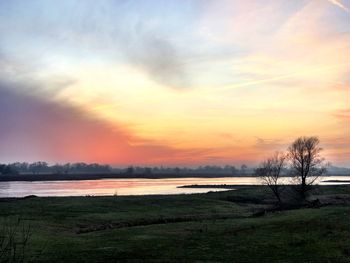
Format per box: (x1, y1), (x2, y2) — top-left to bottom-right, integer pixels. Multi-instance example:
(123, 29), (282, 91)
(1, 185), (350, 262)
(178, 184), (254, 189)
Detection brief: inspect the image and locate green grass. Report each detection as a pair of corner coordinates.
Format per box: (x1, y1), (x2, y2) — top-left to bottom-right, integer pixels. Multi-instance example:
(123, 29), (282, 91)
(1, 185), (350, 262)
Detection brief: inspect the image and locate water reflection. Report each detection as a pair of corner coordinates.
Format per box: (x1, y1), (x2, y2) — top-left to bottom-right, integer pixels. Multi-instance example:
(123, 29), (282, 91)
(0, 176), (349, 197)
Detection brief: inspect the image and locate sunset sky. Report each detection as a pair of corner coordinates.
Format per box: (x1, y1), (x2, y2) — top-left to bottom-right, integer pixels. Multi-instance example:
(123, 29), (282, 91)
(1, 0), (350, 166)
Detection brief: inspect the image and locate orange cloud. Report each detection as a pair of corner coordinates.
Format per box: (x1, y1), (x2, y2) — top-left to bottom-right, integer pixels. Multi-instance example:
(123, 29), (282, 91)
(0, 86), (217, 165)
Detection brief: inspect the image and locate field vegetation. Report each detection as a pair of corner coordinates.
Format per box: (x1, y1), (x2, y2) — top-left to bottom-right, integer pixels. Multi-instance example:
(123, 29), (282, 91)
(1, 185), (350, 262)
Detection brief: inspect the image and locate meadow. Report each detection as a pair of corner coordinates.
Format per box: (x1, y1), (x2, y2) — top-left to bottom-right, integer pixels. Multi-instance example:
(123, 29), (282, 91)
(1, 185), (350, 262)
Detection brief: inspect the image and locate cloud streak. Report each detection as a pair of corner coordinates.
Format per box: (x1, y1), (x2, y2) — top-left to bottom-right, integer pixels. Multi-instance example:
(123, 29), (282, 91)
(328, 0), (350, 13)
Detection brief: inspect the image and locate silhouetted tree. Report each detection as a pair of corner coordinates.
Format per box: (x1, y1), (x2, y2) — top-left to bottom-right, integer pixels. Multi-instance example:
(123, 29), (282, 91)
(255, 152), (286, 204)
(52, 163), (63, 174)
(144, 167), (152, 175)
(8, 162), (28, 173)
(0, 164), (18, 175)
(28, 162), (48, 174)
(287, 136), (328, 200)
(231, 166), (238, 175)
(62, 163), (70, 174)
(240, 164), (248, 175)
(126, 166), (134, 175)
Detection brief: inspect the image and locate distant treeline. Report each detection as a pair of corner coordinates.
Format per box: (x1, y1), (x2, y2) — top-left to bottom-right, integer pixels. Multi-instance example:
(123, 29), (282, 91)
(0, 162), (252, 175)
(122, 165), (251, 175)
(0, 162), (112, 175)
(1, 162), (349, 177)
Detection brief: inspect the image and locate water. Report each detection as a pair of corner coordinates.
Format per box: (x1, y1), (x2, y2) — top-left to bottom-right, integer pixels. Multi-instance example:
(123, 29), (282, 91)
(0, 176), (349, 197)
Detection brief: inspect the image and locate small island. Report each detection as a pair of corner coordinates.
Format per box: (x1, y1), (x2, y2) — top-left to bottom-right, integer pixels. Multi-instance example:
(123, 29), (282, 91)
(322, 180), (350, 183)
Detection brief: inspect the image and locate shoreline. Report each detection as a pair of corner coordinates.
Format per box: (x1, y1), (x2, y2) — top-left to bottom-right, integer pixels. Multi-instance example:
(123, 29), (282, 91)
(177, 184), (254, 189)
(322, 179), (350, 183)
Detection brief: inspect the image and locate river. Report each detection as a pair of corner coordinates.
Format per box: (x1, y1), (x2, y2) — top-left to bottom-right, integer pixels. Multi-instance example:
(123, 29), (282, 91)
(0, 176), (349, 197)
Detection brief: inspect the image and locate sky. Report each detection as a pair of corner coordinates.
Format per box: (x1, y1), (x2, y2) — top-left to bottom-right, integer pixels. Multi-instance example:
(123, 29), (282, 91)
(1, 0), (350, 166)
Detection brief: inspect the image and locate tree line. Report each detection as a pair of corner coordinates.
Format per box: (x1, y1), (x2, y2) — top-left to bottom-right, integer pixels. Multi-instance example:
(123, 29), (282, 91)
(0, 162), (252, 176)
(123, 165), (251, 175)
(0, 162), (112, 175)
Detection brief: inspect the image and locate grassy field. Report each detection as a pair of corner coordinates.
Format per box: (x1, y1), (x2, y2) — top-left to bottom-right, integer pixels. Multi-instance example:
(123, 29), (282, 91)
(1, 185), (350, 262)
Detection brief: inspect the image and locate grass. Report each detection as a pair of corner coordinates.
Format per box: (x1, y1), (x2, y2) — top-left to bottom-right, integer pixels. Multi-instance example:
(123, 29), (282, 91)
(1, 185), (350, 262)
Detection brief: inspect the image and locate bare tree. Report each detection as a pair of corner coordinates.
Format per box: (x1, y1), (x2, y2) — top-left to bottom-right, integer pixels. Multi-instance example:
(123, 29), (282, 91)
(287, 136), (327, 200)
(255, 152), (286, 204)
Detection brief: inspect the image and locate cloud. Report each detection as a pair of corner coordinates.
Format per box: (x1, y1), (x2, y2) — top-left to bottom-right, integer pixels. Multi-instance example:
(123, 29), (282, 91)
(327, 0), (350, 13)
(1, 0), (350, 167)
(334, 108), (350, 122)
(254, 137), (287, 151)
(0, 45), (204, 165)
(0, 1), (191, 89)
(123, 24), (190, 89)
(0, 82), (202, 165)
